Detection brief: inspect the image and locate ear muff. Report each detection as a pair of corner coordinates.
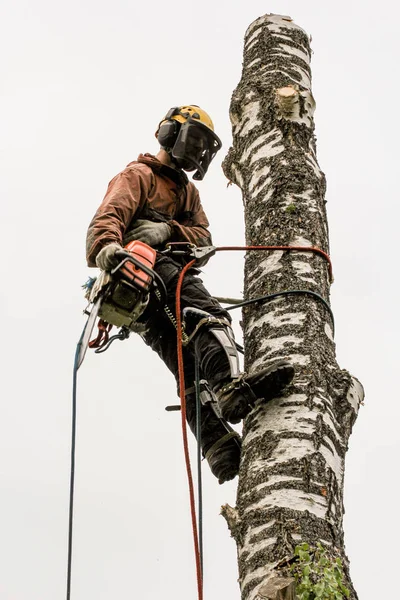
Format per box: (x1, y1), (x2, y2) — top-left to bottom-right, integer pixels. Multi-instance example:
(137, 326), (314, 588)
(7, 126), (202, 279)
(157, 120), (180, 149)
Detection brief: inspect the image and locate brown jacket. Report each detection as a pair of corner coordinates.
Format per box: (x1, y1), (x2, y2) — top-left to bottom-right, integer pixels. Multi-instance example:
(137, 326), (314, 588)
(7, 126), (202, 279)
(86, 153), (212, 267)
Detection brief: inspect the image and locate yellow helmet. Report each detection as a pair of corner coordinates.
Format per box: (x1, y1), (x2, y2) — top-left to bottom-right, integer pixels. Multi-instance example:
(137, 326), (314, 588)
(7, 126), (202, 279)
(156, 105), (222, 180)
(168, 105), (215, 131)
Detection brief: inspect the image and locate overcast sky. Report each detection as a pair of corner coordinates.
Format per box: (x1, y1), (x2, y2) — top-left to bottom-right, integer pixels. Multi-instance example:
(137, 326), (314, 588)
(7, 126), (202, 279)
(1, 1), (399, 599)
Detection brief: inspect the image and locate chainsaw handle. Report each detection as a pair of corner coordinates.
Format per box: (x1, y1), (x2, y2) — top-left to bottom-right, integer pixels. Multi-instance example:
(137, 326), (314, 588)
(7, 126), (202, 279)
(115, 249), (132, 260)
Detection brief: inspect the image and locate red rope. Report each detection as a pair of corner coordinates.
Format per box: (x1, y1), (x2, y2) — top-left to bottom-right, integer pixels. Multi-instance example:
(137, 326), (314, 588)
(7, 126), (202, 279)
(216, 245), (333, 282)
(175, 259), (203, 600)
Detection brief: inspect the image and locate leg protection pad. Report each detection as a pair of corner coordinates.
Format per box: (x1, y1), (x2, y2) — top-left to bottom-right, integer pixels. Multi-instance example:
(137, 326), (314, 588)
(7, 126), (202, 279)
(182, 307), (241, 380)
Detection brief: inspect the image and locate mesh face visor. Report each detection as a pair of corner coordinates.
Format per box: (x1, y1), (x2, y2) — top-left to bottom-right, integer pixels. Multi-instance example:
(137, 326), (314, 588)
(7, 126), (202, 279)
(172, 118), (222, 180)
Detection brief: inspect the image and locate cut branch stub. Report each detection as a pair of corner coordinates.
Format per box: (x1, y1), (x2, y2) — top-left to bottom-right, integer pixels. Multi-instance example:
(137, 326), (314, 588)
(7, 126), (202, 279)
(275, 85), (316, 123)
(258, 577), (296, 600)
(221, 503), (241, 542)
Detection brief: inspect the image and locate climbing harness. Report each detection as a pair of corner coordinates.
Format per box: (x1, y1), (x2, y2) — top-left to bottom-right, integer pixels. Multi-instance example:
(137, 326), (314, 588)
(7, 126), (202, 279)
(69, 241), (333, 600)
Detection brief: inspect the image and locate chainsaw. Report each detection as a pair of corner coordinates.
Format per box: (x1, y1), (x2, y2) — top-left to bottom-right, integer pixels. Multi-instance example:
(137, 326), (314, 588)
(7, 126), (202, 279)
(76, 241), (217, 369)
(76, 240), (162, 368)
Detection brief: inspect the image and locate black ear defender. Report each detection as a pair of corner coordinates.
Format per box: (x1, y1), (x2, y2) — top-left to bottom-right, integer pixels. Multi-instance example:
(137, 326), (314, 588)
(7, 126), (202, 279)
(157, 119), (180, 149)
(157, 107), (183, 148)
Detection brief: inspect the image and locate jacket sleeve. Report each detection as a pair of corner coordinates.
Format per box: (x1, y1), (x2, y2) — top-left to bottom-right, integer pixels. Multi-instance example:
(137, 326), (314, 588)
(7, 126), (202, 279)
(168, 185), (212, 248)
(86, 168), (151, 267)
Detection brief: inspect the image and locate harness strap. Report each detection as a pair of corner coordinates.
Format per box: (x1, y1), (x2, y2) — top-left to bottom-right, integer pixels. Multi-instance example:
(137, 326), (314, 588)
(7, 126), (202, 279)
(182, 315), (232, 346)
(204, 431), (241, 461)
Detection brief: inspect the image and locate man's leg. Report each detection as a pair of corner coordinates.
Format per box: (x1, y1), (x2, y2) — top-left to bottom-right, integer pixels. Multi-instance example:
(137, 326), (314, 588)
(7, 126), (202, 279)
(177, 268), (295, 424)
(139, 256), (241, 483)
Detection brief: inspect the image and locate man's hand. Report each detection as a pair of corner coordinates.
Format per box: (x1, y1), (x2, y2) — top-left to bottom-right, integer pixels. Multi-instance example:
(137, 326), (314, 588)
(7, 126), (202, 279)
(124, 220), (171, 247)
(95, 242), (123, 271)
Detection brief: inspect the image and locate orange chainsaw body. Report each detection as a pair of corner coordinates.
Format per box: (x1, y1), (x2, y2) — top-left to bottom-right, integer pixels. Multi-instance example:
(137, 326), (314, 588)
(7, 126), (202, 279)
(119, 240), (157, 292)
(97, 240), (157, 329)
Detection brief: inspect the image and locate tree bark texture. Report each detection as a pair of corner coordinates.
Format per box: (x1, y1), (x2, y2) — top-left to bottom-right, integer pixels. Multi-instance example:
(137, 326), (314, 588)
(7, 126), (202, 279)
(222, 14), (364, 600)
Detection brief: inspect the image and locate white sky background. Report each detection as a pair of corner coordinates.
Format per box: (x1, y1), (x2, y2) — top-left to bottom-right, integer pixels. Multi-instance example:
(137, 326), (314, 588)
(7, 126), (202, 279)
(1, 1), (399, 599)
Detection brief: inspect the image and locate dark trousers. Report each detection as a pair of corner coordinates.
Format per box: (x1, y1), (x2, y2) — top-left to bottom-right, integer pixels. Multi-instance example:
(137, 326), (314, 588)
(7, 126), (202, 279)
(140, 256), (233, 450)
(141, 256), (231, 387)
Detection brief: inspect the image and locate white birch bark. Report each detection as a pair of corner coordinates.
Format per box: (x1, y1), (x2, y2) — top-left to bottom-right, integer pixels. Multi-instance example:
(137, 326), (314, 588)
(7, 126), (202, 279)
(222, 14), (364, 600)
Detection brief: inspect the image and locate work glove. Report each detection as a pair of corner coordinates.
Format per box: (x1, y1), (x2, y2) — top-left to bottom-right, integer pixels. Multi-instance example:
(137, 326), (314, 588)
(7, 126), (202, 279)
(124, 219), (171, 247)
(95, 242), (123, 271)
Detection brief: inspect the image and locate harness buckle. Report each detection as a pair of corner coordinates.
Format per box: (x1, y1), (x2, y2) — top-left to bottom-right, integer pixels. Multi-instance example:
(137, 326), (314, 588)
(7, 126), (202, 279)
(163, 242), (196, 256)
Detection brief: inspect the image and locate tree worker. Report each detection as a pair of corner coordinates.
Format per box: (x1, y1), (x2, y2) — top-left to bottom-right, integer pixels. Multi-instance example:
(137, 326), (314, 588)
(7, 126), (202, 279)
(86, 105), (294, 484)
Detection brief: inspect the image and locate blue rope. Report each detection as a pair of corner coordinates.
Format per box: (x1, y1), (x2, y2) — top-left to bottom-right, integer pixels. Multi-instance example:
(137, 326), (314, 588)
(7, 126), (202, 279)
(194, 356), (204, 579)
(67, 325), (86, 600)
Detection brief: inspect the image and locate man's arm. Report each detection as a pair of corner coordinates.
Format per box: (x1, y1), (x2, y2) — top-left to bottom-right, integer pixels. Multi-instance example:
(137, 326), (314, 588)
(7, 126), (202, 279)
(86, 169), (150, 267)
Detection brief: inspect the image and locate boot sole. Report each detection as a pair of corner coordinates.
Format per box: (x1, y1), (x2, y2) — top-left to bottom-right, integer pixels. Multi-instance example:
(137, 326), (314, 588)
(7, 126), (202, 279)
(219, 361), (294, 424)
(250, 361), (295, 403)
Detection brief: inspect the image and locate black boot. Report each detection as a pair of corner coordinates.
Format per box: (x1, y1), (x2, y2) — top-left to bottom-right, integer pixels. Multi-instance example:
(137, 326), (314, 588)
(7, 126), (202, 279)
(204, 431), (241, 484)
(185, 386), (241, 484)
(215, 361), (295, 424)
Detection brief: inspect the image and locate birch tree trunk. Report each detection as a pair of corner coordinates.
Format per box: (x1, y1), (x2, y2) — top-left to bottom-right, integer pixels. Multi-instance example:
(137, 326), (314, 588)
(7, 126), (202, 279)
(222, 14), (364, 600)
